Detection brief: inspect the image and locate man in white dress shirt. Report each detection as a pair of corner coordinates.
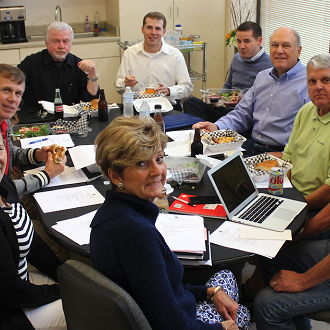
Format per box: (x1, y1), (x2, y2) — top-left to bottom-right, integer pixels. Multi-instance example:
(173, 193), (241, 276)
(114, 11), (193, 111)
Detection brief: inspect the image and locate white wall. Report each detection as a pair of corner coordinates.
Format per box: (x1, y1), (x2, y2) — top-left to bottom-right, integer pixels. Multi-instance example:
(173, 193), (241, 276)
(0, 0), (106, 26)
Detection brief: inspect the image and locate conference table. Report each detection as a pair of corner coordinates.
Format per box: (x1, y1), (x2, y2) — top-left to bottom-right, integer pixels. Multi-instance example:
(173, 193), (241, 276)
(27, 106), (308, 285)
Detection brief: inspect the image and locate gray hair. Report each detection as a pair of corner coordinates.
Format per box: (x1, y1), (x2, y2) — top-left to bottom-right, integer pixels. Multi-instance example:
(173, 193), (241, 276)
(307, 54), (330, 70)
(270, 26), (301, 48)
(45, 22), (74, 42)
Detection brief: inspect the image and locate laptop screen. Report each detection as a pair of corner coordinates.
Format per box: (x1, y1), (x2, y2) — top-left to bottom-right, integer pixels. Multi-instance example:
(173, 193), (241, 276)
(209, 154), (256, 213)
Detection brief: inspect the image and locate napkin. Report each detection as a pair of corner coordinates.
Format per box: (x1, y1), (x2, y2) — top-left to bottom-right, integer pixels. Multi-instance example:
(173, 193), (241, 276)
(39, 101), (79, 118)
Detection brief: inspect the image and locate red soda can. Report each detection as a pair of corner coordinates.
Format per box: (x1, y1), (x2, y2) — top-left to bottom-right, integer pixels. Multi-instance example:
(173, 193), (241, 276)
(268, 167), (284, 196)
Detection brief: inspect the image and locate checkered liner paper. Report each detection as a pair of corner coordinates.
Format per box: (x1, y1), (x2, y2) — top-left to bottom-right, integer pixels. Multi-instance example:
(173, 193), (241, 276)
(169, 168), (201, 185)
(133, 92), (164, 99)
(50, 113), (89, 135)
(244, 153), (292, 178)
(201, 129), (246, 145)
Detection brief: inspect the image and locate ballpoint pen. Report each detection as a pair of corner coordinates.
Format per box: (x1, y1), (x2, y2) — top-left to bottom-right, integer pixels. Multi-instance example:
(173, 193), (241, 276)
(29, 138), (49, 145)
(172, 196), (196, 207)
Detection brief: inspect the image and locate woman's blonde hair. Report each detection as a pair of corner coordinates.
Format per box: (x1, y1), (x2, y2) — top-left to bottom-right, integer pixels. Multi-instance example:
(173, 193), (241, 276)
(95, 116), (168, 180)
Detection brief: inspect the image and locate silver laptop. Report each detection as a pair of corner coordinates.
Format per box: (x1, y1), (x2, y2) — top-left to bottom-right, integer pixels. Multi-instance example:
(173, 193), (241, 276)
(207, 151), (307, 232)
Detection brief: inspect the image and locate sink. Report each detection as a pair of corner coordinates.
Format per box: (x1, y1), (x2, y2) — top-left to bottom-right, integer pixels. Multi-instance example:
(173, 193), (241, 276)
(27, 32), (106, 41)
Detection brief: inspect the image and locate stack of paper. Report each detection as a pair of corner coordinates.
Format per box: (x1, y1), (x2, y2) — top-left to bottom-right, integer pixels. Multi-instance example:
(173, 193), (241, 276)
(210, 221), (291, 259)
(156, 213), (212, 266)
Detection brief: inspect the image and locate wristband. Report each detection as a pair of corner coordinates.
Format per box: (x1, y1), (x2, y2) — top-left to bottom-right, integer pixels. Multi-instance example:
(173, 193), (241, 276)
(211, 285), (223, 302)
(87, 74), (99, 82)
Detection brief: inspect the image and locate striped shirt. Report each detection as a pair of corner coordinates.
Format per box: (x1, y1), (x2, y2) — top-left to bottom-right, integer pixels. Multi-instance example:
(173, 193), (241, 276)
(5, 203), (34, 281)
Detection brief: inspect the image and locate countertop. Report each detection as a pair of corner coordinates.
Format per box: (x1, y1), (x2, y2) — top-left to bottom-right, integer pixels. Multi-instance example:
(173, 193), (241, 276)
(0, 22), (120, 50)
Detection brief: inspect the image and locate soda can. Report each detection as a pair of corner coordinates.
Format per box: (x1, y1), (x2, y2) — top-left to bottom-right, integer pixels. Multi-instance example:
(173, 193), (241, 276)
(268, 167), (284, 196)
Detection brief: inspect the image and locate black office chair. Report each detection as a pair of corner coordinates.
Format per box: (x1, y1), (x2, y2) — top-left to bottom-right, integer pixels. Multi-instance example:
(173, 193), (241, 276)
(57, 260), (152, 330)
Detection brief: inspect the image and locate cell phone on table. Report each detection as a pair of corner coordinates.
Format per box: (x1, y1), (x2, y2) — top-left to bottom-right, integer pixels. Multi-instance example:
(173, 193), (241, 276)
(188, 196), (221, 204)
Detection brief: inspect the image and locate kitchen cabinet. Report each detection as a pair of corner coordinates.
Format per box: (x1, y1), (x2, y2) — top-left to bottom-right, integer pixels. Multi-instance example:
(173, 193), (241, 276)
(2, 49), (20, 65)
(71, 42), (121, 103)
(114, 0), (227, 98)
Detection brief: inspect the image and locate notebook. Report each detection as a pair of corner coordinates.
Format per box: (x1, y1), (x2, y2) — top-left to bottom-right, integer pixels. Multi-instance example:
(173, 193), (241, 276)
(207, 151), (307, 232)
(169, 193), (226, 219)
(163, 113), (203, 130)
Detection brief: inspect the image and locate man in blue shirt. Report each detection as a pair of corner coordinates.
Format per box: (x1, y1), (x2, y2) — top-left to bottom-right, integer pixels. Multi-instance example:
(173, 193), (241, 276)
(193, 26), (310, 156)
(184, 21), (272, 123)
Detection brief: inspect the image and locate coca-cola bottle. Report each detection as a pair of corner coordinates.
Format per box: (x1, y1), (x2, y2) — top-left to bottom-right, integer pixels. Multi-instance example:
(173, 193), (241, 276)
(54, 88), (64, 120)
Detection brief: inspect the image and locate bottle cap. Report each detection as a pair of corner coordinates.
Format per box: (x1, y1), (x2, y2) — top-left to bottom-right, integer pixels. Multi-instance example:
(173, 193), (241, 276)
(175, 24), (182, 27)
(154, 104), (162, 109)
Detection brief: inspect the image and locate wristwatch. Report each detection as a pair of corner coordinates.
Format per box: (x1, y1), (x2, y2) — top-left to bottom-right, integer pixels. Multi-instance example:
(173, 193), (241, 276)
(87, 74), (99, 82)
(211, 285), (223, 302)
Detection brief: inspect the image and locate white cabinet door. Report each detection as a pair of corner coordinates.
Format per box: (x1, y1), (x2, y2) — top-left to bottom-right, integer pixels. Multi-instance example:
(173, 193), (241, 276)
(1, 49), (20, 65)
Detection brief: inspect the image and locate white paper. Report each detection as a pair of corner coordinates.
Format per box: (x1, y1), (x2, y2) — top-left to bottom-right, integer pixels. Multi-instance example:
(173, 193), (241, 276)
(24, 166), (89, 187)
(165, 140), (190, 157)
(210, 221), (286, 259)
(156, 213), (205, 252)
(166, 129), (193, 142)
(20, 133), (74, 149)
(33, 185), (104, 213)
(239, 227), (292, 240)
(52, 210), (96, 245)
(68, 145), (96, 170)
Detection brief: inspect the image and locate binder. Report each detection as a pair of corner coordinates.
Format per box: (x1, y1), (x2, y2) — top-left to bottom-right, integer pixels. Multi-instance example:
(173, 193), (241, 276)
(163, 113), (203, 130)
(169, 193), (227, 219)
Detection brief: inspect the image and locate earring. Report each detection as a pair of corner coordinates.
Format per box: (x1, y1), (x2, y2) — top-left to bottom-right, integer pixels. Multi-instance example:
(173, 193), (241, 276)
(117, 182), (125, 189)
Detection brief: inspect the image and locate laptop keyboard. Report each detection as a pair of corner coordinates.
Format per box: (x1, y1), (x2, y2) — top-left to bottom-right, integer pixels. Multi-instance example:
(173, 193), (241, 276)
(240, 195), (284, 223)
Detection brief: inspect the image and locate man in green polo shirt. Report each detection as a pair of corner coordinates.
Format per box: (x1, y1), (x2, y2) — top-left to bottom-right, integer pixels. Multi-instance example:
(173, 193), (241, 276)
(282, 53), (330, 218)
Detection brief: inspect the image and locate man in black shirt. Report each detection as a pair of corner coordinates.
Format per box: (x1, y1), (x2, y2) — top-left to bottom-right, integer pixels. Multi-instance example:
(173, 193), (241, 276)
(18, 21), (100, 111)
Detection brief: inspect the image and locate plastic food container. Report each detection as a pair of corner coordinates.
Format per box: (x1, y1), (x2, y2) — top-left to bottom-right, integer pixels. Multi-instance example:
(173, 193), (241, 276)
(204, 88), (244, 107)
(201, 129), (246, 153)
(12, 123), (51, 145)
(244, 153), (293, 183)
(166, 156), (206, 187)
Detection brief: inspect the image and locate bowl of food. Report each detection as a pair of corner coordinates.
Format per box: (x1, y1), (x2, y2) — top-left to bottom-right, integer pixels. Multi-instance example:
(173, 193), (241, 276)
(244, 153), (293, 182)
(219, 89), (243, 106)
(201, 129), (246, 153)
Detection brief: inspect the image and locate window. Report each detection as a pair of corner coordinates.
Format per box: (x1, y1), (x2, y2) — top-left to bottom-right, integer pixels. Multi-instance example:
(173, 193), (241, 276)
(259, 0), (330, 65)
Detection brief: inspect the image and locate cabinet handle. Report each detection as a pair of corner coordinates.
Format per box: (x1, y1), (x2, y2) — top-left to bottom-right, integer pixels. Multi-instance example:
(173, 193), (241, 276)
(176, 6), (179, 17)
(169, 6), (172, 17)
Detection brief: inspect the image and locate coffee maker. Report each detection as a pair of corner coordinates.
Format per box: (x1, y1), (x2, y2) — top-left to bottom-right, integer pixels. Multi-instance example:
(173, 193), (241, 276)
(0, 6), (28, 44)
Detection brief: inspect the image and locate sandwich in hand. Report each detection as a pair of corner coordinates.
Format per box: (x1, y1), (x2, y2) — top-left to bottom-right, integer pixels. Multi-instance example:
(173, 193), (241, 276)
(49, 144), (67, 164)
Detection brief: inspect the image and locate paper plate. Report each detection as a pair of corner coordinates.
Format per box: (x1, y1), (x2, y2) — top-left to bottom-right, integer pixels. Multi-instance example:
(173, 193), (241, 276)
(133, 97), (173, 113)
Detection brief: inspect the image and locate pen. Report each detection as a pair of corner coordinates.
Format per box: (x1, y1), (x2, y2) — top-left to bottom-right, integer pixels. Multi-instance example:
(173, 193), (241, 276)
(29, 138), (49, 145)
(172, 196), (196, 207)
(86, 174), (103, 183)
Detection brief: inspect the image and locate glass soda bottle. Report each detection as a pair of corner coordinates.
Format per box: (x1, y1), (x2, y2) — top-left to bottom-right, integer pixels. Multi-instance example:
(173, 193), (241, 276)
(139, 100), (150, 118)
(98, 89), (108, 121)
(191, 128), (203, 157)
(154, 104), (165, 133)
(54, 88), (64, 120)
(123, 86), (134, 117)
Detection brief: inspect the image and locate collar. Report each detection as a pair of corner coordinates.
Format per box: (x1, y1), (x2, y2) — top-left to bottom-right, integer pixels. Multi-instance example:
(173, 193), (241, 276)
(243, 47), (265, 62)
(139, 39), (169, 56)
(42, 49), (75, 67)
(269, 59), (304, 81)
(312, 104), (330, 124)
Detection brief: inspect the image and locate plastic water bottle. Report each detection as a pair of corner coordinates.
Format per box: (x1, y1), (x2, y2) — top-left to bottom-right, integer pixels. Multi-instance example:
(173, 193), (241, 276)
(123, 87), (134, 117)
(139, 100), (150, 118)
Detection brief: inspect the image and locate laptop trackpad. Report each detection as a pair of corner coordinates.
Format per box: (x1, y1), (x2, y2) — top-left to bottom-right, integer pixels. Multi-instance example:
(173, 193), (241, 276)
(273, 209), (297, 221)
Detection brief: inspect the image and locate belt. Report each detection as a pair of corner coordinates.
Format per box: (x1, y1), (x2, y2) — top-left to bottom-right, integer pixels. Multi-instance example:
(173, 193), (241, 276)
(256, 142), (284, 152)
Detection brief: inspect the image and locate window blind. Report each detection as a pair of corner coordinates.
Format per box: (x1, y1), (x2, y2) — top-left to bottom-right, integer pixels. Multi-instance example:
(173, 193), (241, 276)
(260, 0), (330, 65)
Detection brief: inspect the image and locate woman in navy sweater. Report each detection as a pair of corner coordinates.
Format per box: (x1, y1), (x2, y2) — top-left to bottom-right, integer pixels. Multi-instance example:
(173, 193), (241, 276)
(90, 116), (250, 330)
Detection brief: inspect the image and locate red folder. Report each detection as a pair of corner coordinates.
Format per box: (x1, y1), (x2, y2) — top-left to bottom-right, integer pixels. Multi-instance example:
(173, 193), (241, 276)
(169, 194), (227, 219)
